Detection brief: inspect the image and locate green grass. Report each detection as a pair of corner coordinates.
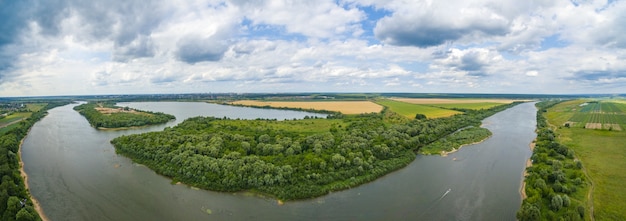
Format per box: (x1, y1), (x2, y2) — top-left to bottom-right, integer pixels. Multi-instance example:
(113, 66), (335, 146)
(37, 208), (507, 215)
(547, 100), (626, 220)
(0, 112), (32, 125)
(429, 102), (505, 110)
(0, 122), (21, 135)
(26, 103), (47, 112)
(375, 99), (461, 119)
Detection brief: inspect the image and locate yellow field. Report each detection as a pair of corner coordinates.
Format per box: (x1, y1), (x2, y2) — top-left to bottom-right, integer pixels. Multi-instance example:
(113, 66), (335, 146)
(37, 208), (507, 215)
(231, 100), (383, 114)
(391, 98), (517, 104)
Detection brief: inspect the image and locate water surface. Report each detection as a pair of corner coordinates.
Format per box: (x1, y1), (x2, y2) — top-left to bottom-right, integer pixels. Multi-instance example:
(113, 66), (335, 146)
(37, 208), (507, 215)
(22, 102), (536, 220)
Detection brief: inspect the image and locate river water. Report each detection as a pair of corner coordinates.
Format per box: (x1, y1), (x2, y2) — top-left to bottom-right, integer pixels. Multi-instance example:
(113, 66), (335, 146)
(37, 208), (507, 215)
(21, 102), (536, 221)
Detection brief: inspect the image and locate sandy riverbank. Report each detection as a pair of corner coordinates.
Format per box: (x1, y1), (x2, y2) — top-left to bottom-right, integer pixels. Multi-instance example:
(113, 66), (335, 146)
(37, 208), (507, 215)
(18, 138), (50, 221)
(520, 142), (536, 200)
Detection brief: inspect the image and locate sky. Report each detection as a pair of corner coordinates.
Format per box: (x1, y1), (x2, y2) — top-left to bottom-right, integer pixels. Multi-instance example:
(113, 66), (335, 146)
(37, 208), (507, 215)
(0, 0), (625, 96)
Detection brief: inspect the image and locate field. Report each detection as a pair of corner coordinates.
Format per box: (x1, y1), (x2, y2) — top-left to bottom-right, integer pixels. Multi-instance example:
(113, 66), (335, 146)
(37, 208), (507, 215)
(376, 99), (462, 118)
(230, 100), (383, 114)
(546, 100), (626, 220)
(392, 98), (516, 110)
(564, 100), (626, 131)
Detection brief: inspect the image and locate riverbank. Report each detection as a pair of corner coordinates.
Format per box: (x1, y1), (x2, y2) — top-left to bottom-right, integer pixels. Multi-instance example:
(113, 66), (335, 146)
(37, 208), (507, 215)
(18, 137), (50, 221)
(520, 142), (536, 200)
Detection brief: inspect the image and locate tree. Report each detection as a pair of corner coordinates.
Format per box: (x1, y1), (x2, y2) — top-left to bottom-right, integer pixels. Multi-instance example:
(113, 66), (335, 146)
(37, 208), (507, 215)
(16, 208), (36, 221)
(551, 195), (563, 211)
(415, 113), (427, 120)
(517, 202), (541, 221)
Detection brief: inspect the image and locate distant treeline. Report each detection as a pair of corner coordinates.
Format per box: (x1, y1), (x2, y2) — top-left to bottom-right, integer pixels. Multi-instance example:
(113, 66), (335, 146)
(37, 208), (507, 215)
(111, 102), (519, 200)
(517, 101), (588, 221)
(1, 101), (69, 221)
(74, 102), (175, 129)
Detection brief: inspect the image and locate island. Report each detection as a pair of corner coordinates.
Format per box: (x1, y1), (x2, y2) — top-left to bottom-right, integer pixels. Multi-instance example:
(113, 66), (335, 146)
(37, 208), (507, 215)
(111, 100), (520, 200)
(73, 102), (175, 129)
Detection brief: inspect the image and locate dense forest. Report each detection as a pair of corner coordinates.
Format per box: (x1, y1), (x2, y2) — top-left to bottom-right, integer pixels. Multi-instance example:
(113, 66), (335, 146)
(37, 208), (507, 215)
(0, 102), (69, 221)
(517, 101), (588, 221)
(111, 102), (520, 200)
(74, 102), (175, 129)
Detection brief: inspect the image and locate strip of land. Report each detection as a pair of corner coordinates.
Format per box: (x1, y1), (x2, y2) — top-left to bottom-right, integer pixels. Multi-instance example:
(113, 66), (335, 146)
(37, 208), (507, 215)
(391, 98), (518, 104)
(230, 100), (383, 114)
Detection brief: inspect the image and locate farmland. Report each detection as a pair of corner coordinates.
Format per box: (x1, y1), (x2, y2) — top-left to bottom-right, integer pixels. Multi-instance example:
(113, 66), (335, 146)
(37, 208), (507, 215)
(0, 103), (48, 135)
(392, 98), (517, 110)
(565, 100), (626, 131)
(375, 99), (462, 119)
(543, 99), (626, 220)
(230, 100), (383, 114)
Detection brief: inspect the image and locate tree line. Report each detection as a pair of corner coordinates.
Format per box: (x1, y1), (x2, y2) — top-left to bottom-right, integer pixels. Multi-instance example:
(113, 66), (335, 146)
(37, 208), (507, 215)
(111, 102), (520, 200)
(74, 102), (175, 129)
(517, 101), (588, 221)
(1, 101), (69, 221)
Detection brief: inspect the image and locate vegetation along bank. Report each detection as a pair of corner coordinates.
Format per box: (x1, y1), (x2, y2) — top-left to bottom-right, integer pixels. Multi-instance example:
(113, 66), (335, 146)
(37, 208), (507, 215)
(111, 102), (521, 200)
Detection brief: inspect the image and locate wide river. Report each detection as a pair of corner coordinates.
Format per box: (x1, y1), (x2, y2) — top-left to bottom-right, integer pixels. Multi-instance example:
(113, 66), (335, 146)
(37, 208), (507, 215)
(21, 102), (536, 221)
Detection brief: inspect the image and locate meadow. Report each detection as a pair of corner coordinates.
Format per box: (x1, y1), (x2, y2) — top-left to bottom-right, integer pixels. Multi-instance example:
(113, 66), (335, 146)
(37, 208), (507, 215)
(230, 100), (383, 114)
(546, 99), (626, 220)
(375, 99), (462, 118)
(392, 98), (516, 110)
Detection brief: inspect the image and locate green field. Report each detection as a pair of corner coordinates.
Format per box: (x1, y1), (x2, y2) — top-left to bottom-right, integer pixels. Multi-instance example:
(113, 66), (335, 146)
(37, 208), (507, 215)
(375, 99), (462, 119)
(0, 112), (32, 125)
(565, 100), (626, 130)
(547, 100), (626, 220)
(429, 102), (506, 110)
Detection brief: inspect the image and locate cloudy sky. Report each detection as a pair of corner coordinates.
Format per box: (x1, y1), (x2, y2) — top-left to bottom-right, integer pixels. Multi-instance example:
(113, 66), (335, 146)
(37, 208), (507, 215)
(0, 0), (624, 96)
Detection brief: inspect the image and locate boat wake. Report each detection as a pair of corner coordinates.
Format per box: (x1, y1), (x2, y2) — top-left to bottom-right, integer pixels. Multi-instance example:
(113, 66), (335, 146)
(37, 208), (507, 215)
(417, 188), (452, 219)
(440, 188), (451, 200)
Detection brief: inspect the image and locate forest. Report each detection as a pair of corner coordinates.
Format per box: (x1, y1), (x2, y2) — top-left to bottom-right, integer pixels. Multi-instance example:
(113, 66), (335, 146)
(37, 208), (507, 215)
(111, 102), (520, 200)
(0, 101), (69, 221)
(74, 102), (175, 129)
(517, 101), (588, 221)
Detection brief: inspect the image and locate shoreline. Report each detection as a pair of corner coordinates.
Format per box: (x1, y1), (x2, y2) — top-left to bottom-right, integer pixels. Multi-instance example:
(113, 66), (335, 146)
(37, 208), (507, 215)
(440, 135), (492, 157)
(18, 137), (50, 221)
(520, 142), (536, 200)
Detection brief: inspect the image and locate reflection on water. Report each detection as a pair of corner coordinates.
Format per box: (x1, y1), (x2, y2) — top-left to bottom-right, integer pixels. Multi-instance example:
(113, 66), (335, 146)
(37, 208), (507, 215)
(22, 102), (536, 221)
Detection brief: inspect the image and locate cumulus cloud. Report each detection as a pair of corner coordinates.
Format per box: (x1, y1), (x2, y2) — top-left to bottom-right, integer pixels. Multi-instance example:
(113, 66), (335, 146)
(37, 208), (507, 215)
(1, 0), (626, 96)
(175, 35), (229, 64)
(373, 0), (513, 47)
(430, 48), (503, 77)
(234, 0), (365, 38)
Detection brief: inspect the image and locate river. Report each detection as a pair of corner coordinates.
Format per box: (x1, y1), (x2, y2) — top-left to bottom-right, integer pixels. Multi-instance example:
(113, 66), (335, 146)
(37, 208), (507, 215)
(21, 101), (536, 220)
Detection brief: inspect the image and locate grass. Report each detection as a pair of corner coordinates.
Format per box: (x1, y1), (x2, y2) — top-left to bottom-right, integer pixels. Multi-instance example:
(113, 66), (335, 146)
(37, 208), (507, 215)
(0, 112), (32, 125)
(375, 99), (461, 119)
(26, 103), (47, 112)
(547, 100), (626, 220)
(428, 102), (506, 110)
(230, 100), (383, 114)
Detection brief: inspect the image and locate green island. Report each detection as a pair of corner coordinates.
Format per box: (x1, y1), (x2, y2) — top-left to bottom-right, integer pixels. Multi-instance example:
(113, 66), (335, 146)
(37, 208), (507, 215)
(1, 101), (69, 221)
(111, 101), (520, 200)
(74, 102), (175, 129)
(419, 126), (492, 155)
(519, 99), (626, 221)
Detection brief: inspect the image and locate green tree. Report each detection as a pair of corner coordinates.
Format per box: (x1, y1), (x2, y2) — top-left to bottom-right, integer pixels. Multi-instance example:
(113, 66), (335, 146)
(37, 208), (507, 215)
(517, 202), (541, 221)
(551, 194), (563, 211)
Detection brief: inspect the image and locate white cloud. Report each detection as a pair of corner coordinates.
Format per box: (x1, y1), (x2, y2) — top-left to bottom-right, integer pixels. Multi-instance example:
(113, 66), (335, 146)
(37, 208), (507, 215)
(1, 0), (626, 96)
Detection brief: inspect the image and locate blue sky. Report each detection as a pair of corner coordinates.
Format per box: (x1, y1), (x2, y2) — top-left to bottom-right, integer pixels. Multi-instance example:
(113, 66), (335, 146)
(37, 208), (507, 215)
(0, 0), (625, 96)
